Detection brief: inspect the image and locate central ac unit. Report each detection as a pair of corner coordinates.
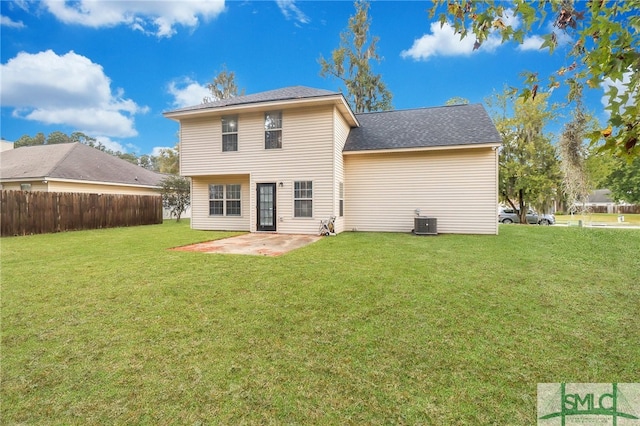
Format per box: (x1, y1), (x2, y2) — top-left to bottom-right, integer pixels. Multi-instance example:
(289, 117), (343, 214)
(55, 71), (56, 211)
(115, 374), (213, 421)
(414, 217), (437, 235)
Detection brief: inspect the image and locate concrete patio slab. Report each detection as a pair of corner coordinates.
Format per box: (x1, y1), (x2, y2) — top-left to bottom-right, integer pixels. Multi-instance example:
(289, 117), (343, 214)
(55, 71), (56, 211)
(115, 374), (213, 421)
(171, 233), (322, 256)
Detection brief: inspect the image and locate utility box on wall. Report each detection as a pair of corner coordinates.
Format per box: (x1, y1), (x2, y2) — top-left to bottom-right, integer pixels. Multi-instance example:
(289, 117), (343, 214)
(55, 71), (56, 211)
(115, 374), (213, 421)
(414, 217), (437, 235)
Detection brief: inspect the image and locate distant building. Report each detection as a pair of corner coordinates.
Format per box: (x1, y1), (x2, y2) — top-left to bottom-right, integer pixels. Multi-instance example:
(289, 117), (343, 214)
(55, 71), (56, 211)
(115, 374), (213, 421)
(575, 189), (637, 214)
(0, 142), (164, 196)
(1, 140), (14, 152)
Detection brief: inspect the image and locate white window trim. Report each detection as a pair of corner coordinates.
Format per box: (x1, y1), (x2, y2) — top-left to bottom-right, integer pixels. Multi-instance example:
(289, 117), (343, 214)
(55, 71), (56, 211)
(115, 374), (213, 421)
(264, 111), (282, 150)
(222, 115), (238, 152)
(293, 180), (313, 218)
(209, 184), (241, 217)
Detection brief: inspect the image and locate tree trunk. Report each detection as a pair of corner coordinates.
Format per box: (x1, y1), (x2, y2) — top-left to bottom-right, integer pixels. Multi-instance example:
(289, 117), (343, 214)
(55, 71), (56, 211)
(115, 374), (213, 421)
(518, 189), (528, 224)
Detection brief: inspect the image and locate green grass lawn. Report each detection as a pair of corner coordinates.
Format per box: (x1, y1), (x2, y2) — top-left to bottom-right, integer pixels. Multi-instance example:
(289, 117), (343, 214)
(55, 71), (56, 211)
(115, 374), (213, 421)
(2, 222), (639, 424)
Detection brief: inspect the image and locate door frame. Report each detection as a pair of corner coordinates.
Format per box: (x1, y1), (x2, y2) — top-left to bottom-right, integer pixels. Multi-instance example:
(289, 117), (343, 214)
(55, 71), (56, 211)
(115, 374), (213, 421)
(256, 183), (277, 232)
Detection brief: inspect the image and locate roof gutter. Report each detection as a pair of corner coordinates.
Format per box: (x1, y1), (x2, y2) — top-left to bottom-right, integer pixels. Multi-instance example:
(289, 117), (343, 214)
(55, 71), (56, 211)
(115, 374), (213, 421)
(0, 176), (162, 189)
(343, 142), (502, 155)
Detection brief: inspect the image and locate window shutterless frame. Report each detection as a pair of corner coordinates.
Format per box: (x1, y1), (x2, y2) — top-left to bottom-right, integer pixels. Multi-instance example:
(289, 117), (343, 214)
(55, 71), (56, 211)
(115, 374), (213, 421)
(264, 111), (282, 149)
(209, 183), (241, 216)
(294, 180), (313, 218)
(222, 115), (238, 152)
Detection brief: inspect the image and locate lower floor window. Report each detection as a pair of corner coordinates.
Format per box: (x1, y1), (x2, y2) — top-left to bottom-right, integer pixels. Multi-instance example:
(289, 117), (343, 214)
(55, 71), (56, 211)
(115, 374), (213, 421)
(294, 180), (313, 218)
(209, 184), (241, 216)
(339, 182), (344, 217)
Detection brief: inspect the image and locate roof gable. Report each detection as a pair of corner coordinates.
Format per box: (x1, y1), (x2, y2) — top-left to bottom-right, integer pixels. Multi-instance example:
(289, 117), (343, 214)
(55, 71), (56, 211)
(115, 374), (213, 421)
(344, 104), (502, 152)
(164, 85), (359, 128)
(0, 143), (164, 187)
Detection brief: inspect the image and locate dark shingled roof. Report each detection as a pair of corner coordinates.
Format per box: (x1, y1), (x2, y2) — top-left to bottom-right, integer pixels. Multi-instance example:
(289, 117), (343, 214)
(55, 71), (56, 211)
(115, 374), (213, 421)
(587, 189), (614, 204)
(0, 143), (164, 187)
(344, 104), (502, 152)
(167, 86), (340, 114)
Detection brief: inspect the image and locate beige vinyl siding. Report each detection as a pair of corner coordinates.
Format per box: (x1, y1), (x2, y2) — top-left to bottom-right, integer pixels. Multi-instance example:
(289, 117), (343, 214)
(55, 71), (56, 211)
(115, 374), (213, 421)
(344, 147), (498, 235)
(182, 105), (339, 234)
(332, 107), (352, 233)
(191, 175), (251, 231)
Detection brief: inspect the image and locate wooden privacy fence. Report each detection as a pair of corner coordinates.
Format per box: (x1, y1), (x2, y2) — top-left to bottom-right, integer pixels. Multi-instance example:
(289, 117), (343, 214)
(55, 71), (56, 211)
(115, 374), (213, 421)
(1, 190), (163, 237)
(587, 205), (640, 214)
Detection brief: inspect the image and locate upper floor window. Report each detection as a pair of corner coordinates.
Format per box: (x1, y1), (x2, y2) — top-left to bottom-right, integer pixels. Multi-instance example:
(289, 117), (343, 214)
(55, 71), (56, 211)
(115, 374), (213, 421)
(265, 111), (282, 149)
(222, 116), (238, 152)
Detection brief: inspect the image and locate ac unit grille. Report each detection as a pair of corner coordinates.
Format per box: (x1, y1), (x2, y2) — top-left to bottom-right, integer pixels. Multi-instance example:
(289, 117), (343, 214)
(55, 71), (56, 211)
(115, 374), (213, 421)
(414, 217), (437, 235)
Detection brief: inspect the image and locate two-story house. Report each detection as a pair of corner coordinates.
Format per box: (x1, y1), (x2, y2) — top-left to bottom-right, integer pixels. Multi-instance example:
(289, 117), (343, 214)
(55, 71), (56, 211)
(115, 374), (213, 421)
(164, 86), (501, 235)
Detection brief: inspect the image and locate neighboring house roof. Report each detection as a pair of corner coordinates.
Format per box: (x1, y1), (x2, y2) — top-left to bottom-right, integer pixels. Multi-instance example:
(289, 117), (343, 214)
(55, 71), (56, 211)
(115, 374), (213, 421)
(0, 143), (164, 187)
(164, 85), (359, 127)
(344, 104), (502, 152)
(587, 189), (614, 204)
(1, 140), (14, 152)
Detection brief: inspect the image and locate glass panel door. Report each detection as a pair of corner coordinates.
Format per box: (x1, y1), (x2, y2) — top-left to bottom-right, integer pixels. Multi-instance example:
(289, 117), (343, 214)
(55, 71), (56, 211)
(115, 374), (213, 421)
(257, 183), (276, 231)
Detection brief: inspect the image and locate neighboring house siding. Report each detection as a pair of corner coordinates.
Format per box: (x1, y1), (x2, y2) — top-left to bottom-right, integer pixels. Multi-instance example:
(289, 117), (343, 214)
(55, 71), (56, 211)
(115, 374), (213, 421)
(1, 181), (49, 192)
(48, 181), (159, 196)
(344, 147), (498, 235)
(181, 105), (339, 234)
(0, 181), (157, 195)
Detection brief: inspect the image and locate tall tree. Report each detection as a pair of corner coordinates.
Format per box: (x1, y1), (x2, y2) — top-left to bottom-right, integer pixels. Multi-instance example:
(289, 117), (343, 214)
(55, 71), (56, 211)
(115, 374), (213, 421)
(489, 90), (562, 222)
(319, 0), (393, 112)
(14, 132), (45, 148)
(585, 147), (618, 188)
(445, 97), (470, 106)
(558, 105), (591, 213)
(605, 156), (640, 204)
(114, 152), (139, 166)
(203, 65), (245, 103)
(69, 131), (97, 146)
(431, 0), (640, 158)
(46, 131), (72, 145)
(160, 175), (191, 222)
(156, 145), (180, 175)
(138, 154), (159, 171)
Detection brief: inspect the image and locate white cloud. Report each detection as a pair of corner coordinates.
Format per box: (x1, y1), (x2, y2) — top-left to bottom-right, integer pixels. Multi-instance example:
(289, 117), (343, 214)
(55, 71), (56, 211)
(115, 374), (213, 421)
(42, 0), (225, 38)
(151, 146), (174, 157)
(401, 11), (581, 60)
(276, 0), (309, 24)
(1, 50), (147, 138)
(1, 15), (25, 28)
(518, 22), (573, 52)
(601, 71), (636, 114)
(95, 136), (127, 153)
(401, 21), (503, 60)
(168, 78), (211, 108)
(518, 35), (545, 51)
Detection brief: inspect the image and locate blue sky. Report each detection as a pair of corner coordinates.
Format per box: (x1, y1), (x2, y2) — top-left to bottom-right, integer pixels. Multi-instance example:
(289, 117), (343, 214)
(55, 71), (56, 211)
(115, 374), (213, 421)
(1, 0), (609, 156)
